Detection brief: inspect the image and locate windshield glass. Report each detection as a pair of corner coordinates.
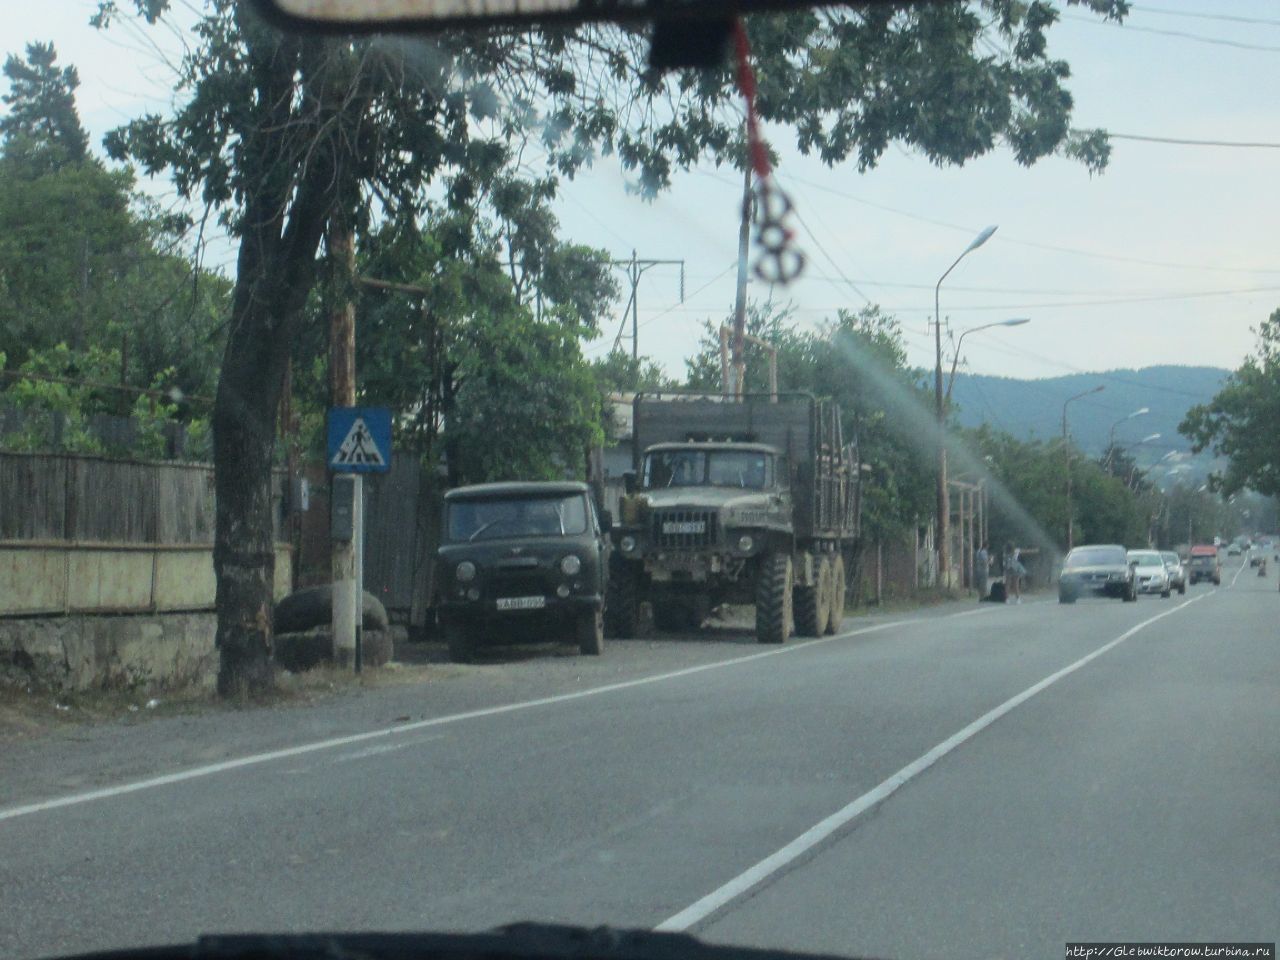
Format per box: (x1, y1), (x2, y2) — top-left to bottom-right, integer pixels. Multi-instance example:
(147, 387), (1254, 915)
(644, 450), (771, 489)
(446, 494), (587, 541)
(1127, 550), (1163, 567)
(1065, 547), (1125, 567)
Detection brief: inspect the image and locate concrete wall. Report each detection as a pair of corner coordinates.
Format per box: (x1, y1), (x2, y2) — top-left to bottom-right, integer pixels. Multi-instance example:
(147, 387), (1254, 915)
(0, 612), (216, 693)
(0, 543), (292, 617)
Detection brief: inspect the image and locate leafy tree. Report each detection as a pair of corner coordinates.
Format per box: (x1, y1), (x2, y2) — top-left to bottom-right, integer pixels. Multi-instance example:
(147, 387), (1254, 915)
(1, 42), (89, 174)
(589, 350), (677, 395)
(1180, 311), (1280, 498)
(96, 0), (1125, 694)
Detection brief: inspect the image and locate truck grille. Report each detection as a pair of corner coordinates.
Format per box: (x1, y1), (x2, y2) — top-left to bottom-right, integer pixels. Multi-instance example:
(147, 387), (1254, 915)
(651, 510), (718, 550)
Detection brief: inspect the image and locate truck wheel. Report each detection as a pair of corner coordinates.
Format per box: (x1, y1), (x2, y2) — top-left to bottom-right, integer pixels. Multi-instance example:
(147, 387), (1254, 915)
(444, 617), (478, 663)
(756, 553), (794, 645)
(576, 609), (604, 656)
(605, 562), (640, 638)
(796, 556), (832, 637)
(825, 555), (847, 634)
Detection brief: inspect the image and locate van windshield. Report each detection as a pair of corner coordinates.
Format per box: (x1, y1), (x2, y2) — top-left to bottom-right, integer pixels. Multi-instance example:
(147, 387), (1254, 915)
(446, 495), (587, 541)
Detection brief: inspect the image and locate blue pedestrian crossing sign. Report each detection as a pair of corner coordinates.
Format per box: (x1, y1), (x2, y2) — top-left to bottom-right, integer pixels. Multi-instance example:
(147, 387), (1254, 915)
(327, 406), (392, 473)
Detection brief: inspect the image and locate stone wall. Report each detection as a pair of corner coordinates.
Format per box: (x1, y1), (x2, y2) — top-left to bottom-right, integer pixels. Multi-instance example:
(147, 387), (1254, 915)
(0, 613), (216, 693)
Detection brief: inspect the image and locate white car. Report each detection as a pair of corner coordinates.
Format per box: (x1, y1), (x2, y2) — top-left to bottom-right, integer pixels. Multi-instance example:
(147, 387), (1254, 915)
(1128, 549), (1171, 598)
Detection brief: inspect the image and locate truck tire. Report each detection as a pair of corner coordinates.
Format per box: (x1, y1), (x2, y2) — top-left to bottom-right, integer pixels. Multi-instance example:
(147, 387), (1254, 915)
(576, 609), (604, 656)
(605, 562), (640, 638)
(826, 554), (846, 634)
(444, 617), (479, 663)
(756, 553), (794, 645)
(795, 556), (832, 637)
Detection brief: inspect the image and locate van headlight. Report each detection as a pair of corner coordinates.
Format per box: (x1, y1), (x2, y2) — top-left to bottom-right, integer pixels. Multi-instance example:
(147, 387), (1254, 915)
(619, 535), (637, 553)
(455, 561), (476, 582)
(560, 554), (582, 576)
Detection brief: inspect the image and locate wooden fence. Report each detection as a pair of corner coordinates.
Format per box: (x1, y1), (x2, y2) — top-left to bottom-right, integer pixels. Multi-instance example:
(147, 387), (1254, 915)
(1, 451), (290, 616)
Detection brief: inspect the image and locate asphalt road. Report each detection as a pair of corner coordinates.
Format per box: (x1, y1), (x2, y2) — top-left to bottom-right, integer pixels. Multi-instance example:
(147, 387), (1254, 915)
(1, 557), (1276, 960)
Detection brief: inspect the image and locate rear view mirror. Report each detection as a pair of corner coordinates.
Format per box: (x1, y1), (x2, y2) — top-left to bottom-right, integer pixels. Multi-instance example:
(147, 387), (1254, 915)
(599, 510), (613, 534)
(623, 471), (638, 495)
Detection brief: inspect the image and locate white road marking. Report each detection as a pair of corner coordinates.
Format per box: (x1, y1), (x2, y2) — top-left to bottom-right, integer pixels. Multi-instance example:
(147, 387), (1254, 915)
(1229, 559), (1246, 589)
(0, 607), (990, 823)
(654, 592), (1208, 933)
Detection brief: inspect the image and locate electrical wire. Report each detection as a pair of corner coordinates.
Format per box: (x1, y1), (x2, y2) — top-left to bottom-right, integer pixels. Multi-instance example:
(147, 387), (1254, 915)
(1062, 12), (1280, 54)
(1105, 132), (1280, 149)
(1128, 3), (1280, 29)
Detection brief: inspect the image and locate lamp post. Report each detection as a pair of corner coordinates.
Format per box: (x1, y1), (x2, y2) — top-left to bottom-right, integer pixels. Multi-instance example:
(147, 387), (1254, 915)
(944, 318), (1031, 404)
(1062, 384), (1105, 551)
(1104, 407), (1150, 469)
(934, 225), (997, 587)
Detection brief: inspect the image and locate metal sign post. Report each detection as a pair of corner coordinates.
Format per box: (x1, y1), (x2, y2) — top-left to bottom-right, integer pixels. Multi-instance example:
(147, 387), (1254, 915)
(327, 407), (391, 670)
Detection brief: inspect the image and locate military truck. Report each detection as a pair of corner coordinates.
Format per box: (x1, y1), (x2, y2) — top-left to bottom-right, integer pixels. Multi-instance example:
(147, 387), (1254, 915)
(606, 393), (860, 644)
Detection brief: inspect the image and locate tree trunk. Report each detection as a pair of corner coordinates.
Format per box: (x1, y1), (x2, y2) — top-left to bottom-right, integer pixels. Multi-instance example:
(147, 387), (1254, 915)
(212, 175), (333, 697)
(212, 263), (297, 696)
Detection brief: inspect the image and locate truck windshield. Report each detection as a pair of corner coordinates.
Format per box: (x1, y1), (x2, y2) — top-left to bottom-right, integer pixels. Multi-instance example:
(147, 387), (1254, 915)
(446, 495), (587, 541)
(644, 450), (771, 489)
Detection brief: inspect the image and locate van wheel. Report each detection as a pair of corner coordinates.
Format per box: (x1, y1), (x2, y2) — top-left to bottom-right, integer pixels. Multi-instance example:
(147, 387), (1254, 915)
(1123, 583), (1137, 602)
(576, 609), (604, 656)
(756, 553), (793, 645)
(825, 555), (847, 634)
(795, 556), (832, 637)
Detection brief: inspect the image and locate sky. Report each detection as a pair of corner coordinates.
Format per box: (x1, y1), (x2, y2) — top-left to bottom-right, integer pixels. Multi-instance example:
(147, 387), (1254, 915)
(8, 0), (1280, 412)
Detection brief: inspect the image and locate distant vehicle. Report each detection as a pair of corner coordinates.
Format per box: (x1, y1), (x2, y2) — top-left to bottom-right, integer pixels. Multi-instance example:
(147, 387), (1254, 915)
(1128, 549), (1172, 598)
(1248, 546), (1263, 568)
(1160, 551), (1187, 595)
(1227, 544), (1242, 556)
(1187, 545), (1222, 586)
(1058, 544), (1137, 604)
(435, 481), (610, 662)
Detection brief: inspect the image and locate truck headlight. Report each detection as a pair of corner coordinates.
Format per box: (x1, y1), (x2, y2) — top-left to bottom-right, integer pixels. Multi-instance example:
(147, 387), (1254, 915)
(619, 535), (637, 553)
(560, 554), (582, 576)
(455, 561), (476, 582)
(737, 534), (754, 553)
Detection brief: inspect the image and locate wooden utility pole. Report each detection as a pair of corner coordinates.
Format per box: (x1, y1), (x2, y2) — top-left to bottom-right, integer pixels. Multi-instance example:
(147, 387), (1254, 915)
(329, 222), (358, 666)
(731, 163), (752, 399)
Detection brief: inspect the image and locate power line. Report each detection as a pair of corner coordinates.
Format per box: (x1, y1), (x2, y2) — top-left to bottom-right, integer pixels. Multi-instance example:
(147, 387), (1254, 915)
(778, 173), (1280, 276)
(1129, 4), (1280, 29)
(1105, 132), (1280, 149)
(1062, 12), (1280, 53)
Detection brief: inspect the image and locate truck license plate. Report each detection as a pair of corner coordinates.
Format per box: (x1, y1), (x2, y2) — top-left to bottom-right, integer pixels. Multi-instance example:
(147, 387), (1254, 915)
(496, 595), (546, 611)
(663, 521), (705, 534)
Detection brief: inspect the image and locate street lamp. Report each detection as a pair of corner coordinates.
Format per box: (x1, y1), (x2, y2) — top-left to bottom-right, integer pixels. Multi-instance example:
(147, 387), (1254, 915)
(1104, 407), (1150, 468)
(1062, 384), (1105, 551)
(934, 224), (998, 588)
(945, 318), (1030, 403)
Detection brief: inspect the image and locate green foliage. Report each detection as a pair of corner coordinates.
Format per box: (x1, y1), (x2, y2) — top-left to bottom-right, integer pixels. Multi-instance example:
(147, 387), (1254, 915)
(1, 42), (89, 174)
(0, 40), (230, 406)
(0, 343), (210, 458)
(589, 350), (678, 395)
(1180, 310), (1280, 498)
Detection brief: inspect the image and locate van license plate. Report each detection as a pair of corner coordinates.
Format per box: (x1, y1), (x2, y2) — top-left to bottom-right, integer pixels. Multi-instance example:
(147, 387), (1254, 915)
(496, 596), (546, 611)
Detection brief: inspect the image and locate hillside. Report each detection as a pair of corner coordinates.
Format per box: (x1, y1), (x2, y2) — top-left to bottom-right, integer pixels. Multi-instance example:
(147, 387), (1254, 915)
(947, 365), (1229, 461)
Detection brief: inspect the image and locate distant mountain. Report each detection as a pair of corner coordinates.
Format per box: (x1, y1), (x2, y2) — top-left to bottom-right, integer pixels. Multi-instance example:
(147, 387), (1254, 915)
(947, 365), (1229, 461)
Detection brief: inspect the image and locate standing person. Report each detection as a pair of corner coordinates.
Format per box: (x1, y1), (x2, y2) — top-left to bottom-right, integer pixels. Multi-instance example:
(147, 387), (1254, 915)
(1002, 542), (1017, 604)
(1008, 545), (1025, 604)
(975, 541), (991, 601)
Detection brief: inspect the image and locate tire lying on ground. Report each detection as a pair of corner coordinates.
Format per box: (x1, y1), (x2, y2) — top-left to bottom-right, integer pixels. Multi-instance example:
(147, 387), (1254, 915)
(274, 584), (389, 635)
(275, 626), (393, 672)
